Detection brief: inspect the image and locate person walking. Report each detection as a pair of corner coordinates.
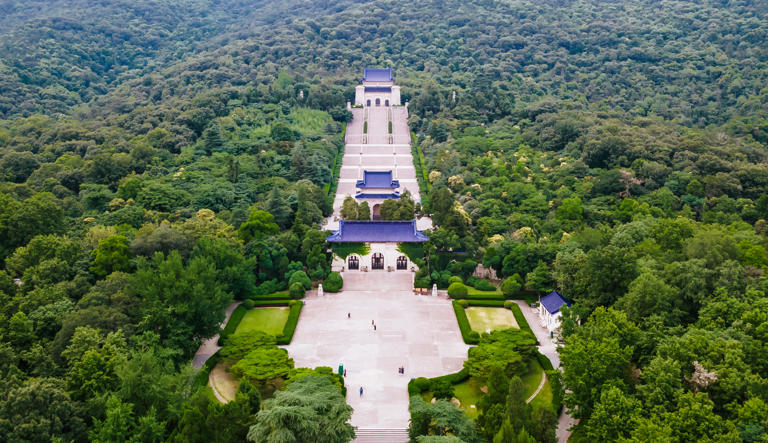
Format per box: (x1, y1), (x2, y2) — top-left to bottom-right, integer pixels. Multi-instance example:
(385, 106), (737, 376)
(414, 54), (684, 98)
(374, 324), (377, 332)
(359, 386), (363, 397)
(347, 312), (351, 319)
(371, 319), (374, 325)
(343, 369), (347, 377)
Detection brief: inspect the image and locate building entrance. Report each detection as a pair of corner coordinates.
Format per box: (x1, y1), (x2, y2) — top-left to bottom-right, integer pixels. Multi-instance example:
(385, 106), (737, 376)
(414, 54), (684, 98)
(397, 256), (408, 270)
(348, 255), (359, 270)
(372, 253), (384, 270)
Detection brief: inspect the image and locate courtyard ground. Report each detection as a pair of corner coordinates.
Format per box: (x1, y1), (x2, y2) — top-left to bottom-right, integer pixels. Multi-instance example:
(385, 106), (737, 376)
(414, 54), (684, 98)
(465, 306), (519, 333)
(283, 271), (470, 429)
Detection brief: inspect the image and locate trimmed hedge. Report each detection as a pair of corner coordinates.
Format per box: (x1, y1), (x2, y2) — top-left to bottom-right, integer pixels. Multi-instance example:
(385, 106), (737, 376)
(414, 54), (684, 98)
(251, 291), (291, 301)
(218, 304), (247, 345)
(464, 299), (505, 307)
(407, 367), (470, 396)
(467, 290), (505, 301)
(509, 302), (534, 336)
(452, 300), (480, 344)
(250, 300), (291, 307)
(537, 351), (555, 371)
(194, 348), (222, 388)
(276, 300), (303, 345)
(546, 369), (564, 414)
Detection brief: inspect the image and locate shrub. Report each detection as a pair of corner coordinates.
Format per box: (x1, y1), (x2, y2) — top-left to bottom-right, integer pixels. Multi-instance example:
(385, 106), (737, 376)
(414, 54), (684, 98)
(504, 301), (515, 309)
(222, 305), (247, 337)
(288, 270), (311, 290)
(254, 279), (284, 295)
(277, 300), (303, 345)
(242, 299), (255, 309)
(431, 379), (454, 400)
(415, 277), (431, 288)
(500, 274), (523, 297)
(449, 276), (463, 285)
(323, 272), (343, 292)
(414, 377), (431, 392)
(458, 299), (469, 307)
(473, 279), (497, 291)
(289, 282), (305, 300)
(468, 330), (480, 341)
(447, 282), (468, 299)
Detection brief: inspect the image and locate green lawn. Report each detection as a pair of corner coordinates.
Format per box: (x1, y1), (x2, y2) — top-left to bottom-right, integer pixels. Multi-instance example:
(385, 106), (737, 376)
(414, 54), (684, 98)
(422, 377), (484, 419)
(520, 359), (545, 399)
(235, 307), (290, 336)
(465, 307), (519, 333)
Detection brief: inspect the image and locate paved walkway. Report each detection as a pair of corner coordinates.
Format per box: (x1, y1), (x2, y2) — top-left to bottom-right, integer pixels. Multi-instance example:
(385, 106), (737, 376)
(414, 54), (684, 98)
(325, 106), (432, 231)
(192, 301), (241, 369)
(514, 300), (576, 441)
(283, 272), (469, 428)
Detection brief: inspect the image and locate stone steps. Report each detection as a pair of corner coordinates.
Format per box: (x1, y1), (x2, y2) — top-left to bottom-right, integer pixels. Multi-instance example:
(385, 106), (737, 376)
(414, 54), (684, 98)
(352, 428), (409, 443)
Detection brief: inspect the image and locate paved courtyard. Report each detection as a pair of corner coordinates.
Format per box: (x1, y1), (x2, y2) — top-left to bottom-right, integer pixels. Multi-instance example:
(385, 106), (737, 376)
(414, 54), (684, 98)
(283, 272), (470, 429)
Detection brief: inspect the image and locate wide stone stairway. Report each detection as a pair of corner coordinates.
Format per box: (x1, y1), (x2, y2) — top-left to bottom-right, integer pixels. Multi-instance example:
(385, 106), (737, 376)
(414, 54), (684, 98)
(352, 428), (409, 443)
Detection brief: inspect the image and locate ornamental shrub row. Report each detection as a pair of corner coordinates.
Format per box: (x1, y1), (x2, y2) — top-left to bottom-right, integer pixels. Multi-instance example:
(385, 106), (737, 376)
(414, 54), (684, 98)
(452, 300), (480, 344)
(276, 300), (303, 345)
(509, 302), (534, 336)
(218, 304), (248, 345)
(407, 367), (470, 396)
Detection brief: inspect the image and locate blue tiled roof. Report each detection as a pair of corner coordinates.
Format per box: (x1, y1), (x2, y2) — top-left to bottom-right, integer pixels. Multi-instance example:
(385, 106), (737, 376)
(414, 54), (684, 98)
(355, 193), (401, 199)
(540, 291), (571, 315)
(363, 68), (393, 82)
(365, 86), (392, 93)
(326, 220), (428, 243)
(356, 170), (399, 189)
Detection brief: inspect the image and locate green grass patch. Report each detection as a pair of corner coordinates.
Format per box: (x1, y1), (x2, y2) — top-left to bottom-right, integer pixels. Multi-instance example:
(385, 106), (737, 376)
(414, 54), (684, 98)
(529, 376), (553, 412)
(288, 107), (331, 137)
(520, 359), (545, 399)
(331, 242), (371, 259)
(235, 307), (290, 336)
(466, 307), (519, 333)
(453, 378), (483, 419)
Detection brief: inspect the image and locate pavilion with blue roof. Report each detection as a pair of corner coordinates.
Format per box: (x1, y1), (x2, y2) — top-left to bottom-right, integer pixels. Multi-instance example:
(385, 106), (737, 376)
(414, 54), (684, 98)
(538, 291), (571, 333)
(355, 170), (401, 200)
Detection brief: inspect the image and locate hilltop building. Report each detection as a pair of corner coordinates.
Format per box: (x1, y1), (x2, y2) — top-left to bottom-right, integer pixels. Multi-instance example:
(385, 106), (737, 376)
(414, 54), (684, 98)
(354, 68), (401, 107)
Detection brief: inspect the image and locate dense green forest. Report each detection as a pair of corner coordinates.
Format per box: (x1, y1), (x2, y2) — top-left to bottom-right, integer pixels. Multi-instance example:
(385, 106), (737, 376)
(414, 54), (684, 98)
(1, 0), (768, 441)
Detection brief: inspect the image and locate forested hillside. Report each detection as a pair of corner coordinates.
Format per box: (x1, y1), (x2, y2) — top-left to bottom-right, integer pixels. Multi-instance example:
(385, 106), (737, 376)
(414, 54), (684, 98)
(1, 0), (768, 441)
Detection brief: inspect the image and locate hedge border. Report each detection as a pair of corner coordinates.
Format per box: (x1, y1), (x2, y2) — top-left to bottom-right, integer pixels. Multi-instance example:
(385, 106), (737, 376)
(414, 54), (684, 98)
(250, 291), (291, 301)
(276, 301), (303, 345)
(408, 367), (470, 396)
(452, 300), (479, 344)
(509, 302), (534, 336)
(222, 305), (247, 337)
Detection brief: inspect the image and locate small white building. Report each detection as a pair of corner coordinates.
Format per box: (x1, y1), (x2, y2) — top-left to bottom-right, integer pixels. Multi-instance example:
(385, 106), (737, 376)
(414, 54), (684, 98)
(354, 68), (401, 107)
(538, 291), (571, 333)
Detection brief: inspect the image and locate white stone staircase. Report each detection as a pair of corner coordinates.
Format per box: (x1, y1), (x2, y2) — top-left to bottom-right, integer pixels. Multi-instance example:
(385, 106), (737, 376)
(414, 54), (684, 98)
(352, 428), (409, 443)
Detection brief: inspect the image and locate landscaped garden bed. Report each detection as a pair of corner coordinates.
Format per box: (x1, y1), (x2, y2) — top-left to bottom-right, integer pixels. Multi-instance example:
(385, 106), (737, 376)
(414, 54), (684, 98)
(465, 306), (519, 332)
